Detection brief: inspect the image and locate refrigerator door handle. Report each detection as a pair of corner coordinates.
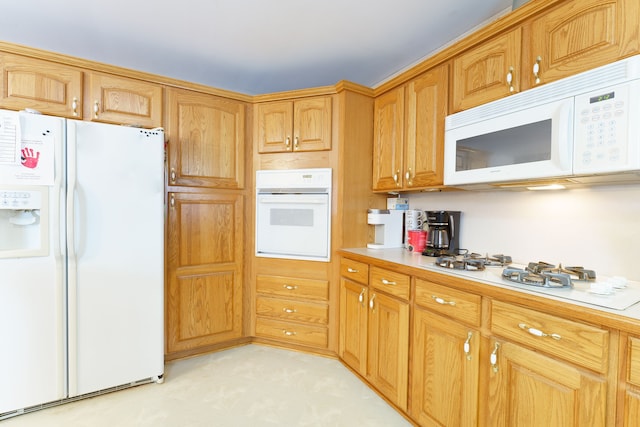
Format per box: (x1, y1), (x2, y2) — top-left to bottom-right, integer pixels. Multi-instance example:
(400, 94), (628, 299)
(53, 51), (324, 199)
(65, 122), (78, 397)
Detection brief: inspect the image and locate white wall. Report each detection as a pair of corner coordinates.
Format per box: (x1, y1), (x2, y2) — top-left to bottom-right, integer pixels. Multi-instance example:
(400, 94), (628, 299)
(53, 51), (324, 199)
(406, 183), (640, 280)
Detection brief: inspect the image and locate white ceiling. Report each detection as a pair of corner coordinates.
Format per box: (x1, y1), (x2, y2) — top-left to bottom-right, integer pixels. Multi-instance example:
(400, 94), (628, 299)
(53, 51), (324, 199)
(3, 0), (513, 95)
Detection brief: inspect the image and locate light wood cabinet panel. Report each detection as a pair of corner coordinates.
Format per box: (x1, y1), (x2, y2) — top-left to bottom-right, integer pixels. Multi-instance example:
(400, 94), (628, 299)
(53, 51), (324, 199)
(256, 274), (329, 301)
(166, 191), (243, 355)
(522, 0), (640, 90)
(373, 64), (448, 191)
(256, 296), (328, 325)
(411, 309), (479, 427)
(166, 87), (245, 189)
(0, 53), (82, 118)
(491, 300), (609, 373)
(404, 64), (448, 188)
(256, 96), (331, 153)
(415, 278), (481, 327)
(369, 266), (410, 301)
(255, 317), (328, 348)
(452, 28), (522, 112)
(485, 339), (607, 427)
(621, 336), (640, 426)
(372, 86), (404, 191)
(367, 290), (409, 410)
(339, 258), (369, 285)
(339, 278), (368, 375)
(87, 72), (162, 127)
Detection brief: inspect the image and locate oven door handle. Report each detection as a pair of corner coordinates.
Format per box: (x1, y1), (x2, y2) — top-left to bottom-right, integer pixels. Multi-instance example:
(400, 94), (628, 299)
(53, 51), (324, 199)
(257, 195), (328, 205)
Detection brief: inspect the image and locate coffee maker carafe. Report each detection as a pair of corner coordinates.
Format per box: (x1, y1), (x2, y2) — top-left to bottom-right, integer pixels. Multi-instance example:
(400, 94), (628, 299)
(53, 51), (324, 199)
(424, 211), (460, 256)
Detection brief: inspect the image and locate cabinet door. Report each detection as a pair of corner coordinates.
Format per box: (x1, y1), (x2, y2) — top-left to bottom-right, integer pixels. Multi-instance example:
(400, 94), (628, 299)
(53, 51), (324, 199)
(0, 53), (82, 118)
(411, 309), (479, 426)
(404, 64), (448, 189)
(452, 28), (522, 112)
(339, 278), (368, 376)
(256, 100), (293, 153)
(523, 0), (640, 90)
(485, 340), (607, 427)
(166, 191), (243, 356)
(293, 96), (332, 152)
(87, 72), (162, 127)
(367, 291), (409, 410)
(372, 86), (405, 191)
(167, 88), (245, 189)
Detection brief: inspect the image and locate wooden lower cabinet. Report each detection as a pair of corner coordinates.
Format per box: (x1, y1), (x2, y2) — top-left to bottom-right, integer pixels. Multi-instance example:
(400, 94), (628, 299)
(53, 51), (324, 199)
(254, 273), (330, 350)
(411, 309), (480, 426)
(484, 339), (607, 426)
(620, 335), (640, 425)
(165, 191), (243, 358)
(339, 259), (409, 411)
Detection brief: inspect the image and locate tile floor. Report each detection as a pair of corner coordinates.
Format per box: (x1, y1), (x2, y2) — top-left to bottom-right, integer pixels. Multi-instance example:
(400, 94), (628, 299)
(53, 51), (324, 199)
(3, 345), (412, 427)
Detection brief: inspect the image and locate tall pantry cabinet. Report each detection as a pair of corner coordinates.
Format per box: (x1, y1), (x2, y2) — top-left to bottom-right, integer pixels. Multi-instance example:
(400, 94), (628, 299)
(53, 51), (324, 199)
(165, 87), (248, 360)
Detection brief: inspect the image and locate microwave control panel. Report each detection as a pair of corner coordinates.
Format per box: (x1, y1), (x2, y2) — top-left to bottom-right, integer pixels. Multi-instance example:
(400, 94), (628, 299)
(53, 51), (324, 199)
(574, 80), (639, 174)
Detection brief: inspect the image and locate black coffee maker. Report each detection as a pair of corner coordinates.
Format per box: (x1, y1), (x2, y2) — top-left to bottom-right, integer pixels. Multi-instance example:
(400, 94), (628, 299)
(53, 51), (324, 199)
(423, 211), (461, 256)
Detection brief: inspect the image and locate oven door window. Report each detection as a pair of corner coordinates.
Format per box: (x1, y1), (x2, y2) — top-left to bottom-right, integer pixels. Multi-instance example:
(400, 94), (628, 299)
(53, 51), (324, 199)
(256, 193), (330, 261)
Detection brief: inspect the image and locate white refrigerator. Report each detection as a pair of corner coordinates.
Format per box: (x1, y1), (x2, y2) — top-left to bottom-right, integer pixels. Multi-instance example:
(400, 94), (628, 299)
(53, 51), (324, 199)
(0, 111), (164, 418)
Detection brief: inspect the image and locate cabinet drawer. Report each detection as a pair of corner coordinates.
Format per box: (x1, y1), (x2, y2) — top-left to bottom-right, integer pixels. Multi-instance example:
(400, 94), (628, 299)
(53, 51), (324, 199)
(340, 258), (369, 285)
(256, 275), (329, 301)
(491, 300), (609, 373)
(370, 266), (410, 300)
(255, 318), (328, 348)
(256, 296), (328, 325)
(415, 279), (481, 327)
(629, 336), (640, 386)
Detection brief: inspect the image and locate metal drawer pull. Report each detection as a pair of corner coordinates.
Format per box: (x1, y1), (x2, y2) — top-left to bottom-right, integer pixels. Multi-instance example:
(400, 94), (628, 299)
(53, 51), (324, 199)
(490, 342), (500, 373)
(282, 308), (297, 313)
(358, 288), (366, 305)
(381, 279), (397, 286)
(369, 294), (376, 310)
(518, 323), (561, 340)
(72, 97), (79, 116)
(283, 284), (298, 290)
(463, 331), (473, 361)
(533, 55), (542, 84)
(347, 267), (359, 273)
(432, 295), (456, 306)
(283, 330), (296, 336)
(506, 66), (515, 93)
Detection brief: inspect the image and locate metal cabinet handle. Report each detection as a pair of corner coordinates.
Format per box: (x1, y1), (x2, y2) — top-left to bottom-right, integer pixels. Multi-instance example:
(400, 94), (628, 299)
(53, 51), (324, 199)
(170, 194), (175, 208)
(533, 56), (542, 84)
(347, 267), (359, 273)
(463, 331), (473, 361)
(170, 168), (177, 183)
(285, 136), (291, 147)
(518, 323), (561, 340)
(393, 169), (401, 187)
(358, 288), (366, 305)
(432, 295), (456, 306)
(283, 284), (298, 291)
(93, 101), (100, 118)
(283, 330), (296, 336)
(405, 168), (413, 186)
(282, 308), (297, 314)
(490, 342), (500, 373)
(506, 66), (515, 93)
(381, 278), (397, 286)
(72, 97), (79, 117)
(369, 294), (376, 310)
(294, 136), (299, 150)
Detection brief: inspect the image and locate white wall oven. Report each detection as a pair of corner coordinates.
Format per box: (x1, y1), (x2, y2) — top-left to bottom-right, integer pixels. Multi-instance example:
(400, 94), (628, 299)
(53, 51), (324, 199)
(255, 168), (332, 262)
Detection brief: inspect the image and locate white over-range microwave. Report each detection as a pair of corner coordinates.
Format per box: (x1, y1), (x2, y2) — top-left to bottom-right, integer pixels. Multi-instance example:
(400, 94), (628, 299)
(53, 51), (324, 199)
(444, 54), (640, 188)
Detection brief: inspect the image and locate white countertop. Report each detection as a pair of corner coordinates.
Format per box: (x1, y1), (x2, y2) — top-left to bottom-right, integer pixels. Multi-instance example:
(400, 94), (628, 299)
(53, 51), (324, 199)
(341, 247), (640, 322)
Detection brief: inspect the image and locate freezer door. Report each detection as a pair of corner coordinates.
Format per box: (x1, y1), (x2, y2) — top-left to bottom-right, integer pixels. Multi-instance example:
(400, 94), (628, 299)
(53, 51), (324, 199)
(66, 121), (164, 397)
(0, 112), (66, 415)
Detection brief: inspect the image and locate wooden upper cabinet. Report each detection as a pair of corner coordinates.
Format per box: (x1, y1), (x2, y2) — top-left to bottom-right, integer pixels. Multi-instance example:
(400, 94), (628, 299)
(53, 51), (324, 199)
(166, 87), (245, 189)
(452, 28), (522, 112)
(522, 0), (640, 90)
(256, 96), (332, 153)
(0, 53), (82, 118)
(87, 72), (162, 128)
(373, 64), (448, 191)
(372, 86), (405, 191)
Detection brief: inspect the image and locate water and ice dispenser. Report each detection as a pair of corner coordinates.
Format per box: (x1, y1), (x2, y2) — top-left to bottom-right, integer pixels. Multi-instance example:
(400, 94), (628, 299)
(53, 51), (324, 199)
(0, 187), (48, 257)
